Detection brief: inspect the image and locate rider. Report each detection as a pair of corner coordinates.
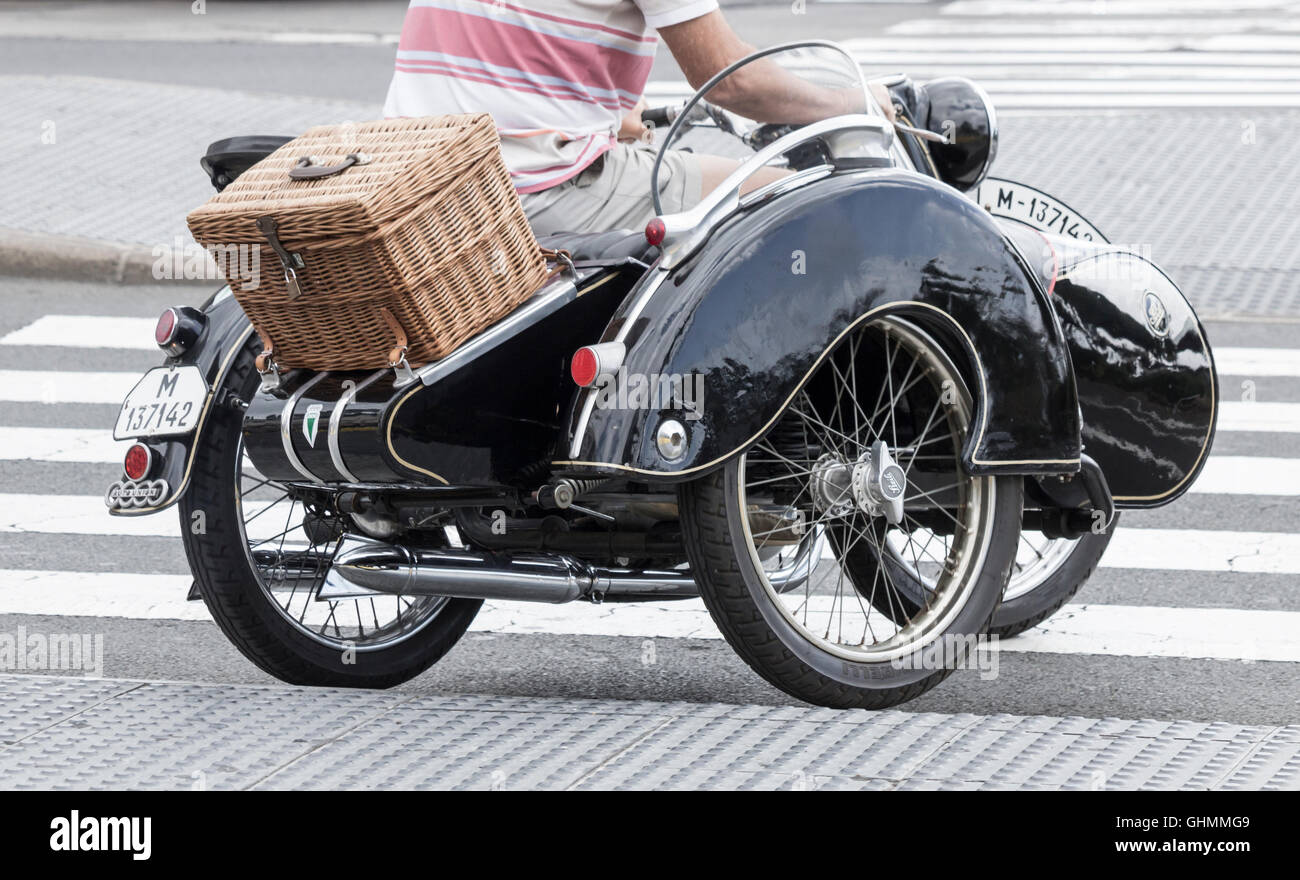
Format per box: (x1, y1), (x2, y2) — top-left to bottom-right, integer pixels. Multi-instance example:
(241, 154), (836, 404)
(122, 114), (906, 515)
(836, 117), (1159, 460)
(383, 0), (894, 234)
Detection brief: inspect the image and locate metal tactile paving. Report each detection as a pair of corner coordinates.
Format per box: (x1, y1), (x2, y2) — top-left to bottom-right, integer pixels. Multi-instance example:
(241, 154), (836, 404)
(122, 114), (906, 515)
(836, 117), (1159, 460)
(1, 675), (1297, 790)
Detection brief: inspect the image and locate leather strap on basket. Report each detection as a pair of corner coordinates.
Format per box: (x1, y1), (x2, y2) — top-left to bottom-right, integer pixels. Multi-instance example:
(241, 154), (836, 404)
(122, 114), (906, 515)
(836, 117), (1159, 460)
(254, 329), (276, 374)
(380, 307), (410, 367)
(541, 247), (576, 280)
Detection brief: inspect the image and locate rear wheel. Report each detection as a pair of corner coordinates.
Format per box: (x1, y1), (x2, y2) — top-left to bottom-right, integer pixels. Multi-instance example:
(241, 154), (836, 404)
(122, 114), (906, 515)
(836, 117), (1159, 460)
(180, 340), (480, 688)
(680, 316), (1021, 709)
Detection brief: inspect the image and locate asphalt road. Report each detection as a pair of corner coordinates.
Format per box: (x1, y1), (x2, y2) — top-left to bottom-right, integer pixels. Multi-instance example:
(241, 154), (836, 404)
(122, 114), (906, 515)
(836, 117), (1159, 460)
(0, 0), (1298, 781)
(0, 276), (1297, 724)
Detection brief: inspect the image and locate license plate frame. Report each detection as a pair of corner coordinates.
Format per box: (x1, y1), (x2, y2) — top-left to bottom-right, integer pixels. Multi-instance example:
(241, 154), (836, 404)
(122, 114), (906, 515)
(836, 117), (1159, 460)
(113, 365), (210, 441)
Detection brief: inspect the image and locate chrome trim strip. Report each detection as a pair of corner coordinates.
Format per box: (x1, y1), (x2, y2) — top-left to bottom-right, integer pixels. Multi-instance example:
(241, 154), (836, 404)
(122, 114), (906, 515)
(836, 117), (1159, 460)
(657, 114), (893, 270)
(416, 274), (582, 387)
(568, 269), (669, 459)
(281, 372), (327, 485)
(328, 370), (384, 483)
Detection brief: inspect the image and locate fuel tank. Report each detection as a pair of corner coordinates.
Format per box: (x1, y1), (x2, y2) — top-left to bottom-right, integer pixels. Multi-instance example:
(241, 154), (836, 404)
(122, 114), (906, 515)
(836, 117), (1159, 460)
(240, 266), (633, 487)
(1003, 222), (1217, 507)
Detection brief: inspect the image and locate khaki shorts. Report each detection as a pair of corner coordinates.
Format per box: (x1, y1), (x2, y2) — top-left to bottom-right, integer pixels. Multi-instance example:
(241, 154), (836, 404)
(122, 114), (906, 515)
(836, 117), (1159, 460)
(519, 142), (702, 235)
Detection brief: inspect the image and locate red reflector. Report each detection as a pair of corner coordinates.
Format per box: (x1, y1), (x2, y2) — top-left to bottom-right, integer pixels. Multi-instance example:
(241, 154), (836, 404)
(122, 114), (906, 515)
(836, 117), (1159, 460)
(571, 347), (600, 387)
(154, 309), (177, 347)
(644, 217), (666, 247)
(123, 444), (152, 481)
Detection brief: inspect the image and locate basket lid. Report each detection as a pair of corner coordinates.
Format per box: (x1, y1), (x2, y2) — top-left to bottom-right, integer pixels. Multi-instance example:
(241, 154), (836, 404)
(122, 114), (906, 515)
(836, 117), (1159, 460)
(186, 114), (501, 244)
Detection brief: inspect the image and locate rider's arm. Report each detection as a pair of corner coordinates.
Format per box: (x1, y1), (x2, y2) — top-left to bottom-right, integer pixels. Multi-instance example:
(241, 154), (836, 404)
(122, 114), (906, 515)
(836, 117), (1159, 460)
(657, 10), (891, 123)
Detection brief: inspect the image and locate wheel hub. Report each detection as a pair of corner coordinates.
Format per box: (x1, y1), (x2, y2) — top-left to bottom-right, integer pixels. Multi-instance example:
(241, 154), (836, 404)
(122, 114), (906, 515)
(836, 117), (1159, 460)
(810, 453), (856, 517)
(852, 440), (907, 525)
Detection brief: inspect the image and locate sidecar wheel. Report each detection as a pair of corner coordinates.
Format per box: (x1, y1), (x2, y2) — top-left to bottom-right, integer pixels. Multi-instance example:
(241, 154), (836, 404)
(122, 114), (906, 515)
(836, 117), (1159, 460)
(989, 517), (1119, 637)
(679, 316), (1021, 709)
(180, 338), (481, 689)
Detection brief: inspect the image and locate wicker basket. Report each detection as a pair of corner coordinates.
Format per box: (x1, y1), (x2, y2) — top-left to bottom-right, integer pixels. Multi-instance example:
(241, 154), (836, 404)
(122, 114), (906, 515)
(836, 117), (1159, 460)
(187, 114), (551, 371)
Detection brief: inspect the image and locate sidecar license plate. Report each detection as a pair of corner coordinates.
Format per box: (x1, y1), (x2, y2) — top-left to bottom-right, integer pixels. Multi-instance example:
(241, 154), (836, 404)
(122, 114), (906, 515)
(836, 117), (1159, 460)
(113, 366), (209, 440)
(972, 178), (1107, 243)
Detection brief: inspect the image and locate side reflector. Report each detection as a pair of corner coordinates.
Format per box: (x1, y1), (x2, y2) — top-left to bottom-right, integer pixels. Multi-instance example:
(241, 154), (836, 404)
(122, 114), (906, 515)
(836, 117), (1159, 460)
(570, 342), (626, 387)
(644, 217), (666, 247)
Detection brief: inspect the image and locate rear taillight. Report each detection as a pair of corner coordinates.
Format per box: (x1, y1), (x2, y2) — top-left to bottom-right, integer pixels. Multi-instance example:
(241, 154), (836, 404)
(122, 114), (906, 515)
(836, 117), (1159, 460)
(123, 443), (153, 481)
(155, 306), (206, 356)
(155, 309), (178, 347)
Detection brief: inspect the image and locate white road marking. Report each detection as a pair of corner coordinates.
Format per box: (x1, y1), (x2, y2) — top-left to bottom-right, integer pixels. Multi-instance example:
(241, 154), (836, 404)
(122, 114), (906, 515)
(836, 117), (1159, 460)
(0, 428), (127, 464)
(0, 316), (158, 350)
(0, 370), (138, 405)
(889, 17), (1292, 36)
(1189, 457), (1300, 496)
(996, 604), (1300, 663)
(1214, 347), (1300, 378)
(1101, 528), (1300, 574)
(5, 491), (1300, 572)
(0, 569), (1296, 663)
(1218, 402), (1300, 433)
(942, 0), (1294, 13)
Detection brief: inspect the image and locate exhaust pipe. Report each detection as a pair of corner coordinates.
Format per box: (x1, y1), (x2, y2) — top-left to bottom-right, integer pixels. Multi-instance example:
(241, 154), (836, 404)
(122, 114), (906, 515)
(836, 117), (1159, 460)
(325, 536), (697, 604)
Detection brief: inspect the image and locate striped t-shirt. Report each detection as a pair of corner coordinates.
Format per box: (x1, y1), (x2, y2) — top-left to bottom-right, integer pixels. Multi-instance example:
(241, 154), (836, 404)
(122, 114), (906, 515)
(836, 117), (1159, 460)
(382, 0), (718, 193)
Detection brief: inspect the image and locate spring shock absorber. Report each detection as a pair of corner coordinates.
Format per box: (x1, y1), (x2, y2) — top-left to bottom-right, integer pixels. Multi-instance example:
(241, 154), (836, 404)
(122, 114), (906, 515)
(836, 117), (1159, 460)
(535, 477), (609, 510)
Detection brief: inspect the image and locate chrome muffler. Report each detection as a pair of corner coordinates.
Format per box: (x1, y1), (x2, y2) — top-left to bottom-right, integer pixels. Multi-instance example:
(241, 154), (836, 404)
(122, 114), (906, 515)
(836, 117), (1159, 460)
(322, 535), (698, 604)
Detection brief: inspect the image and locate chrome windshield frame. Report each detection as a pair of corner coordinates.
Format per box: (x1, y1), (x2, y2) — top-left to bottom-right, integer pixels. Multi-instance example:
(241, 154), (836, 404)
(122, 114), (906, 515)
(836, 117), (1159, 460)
(649, 39), (876, 216)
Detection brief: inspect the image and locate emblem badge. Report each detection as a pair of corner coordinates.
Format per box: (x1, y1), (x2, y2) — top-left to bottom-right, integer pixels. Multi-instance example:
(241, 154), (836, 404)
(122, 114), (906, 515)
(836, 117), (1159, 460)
(303, 403), (323, 447)
(1142, 290), (1169, 338)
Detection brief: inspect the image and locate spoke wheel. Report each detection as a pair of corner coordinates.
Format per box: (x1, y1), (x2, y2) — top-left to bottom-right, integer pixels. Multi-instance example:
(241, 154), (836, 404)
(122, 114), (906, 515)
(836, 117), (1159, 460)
(235, 442), (450, 651)
(179, 336), (481, 688)
(680, 315), (1022, 708)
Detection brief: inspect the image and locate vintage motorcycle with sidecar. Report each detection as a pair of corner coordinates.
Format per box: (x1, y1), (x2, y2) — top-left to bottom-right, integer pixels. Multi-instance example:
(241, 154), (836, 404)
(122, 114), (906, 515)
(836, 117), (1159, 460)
(106, 43), (1216, 709)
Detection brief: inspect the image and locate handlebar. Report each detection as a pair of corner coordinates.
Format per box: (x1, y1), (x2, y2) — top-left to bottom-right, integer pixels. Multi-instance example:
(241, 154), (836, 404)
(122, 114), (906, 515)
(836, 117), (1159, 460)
(640, 105), (676, 128)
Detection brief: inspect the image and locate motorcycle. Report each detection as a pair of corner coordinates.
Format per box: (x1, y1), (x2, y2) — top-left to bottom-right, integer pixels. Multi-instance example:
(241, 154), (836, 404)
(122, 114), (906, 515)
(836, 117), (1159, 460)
(106, 42), (1216, 709)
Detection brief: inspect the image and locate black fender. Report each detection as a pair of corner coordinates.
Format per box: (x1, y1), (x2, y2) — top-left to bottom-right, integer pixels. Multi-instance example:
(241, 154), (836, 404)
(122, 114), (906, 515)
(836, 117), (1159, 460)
(555, 170), (1082, 481)
(109, 287), (255, 516)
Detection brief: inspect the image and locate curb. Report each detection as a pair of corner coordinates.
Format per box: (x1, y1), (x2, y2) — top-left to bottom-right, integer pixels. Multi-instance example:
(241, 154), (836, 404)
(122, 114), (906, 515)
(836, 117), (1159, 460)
(0, 228), (211, 286)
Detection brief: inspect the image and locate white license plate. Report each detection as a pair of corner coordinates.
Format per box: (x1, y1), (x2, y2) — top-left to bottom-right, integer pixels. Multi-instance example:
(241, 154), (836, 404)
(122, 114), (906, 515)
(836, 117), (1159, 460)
(113, 366), (209, 440)
(971, 177), (1107, 243)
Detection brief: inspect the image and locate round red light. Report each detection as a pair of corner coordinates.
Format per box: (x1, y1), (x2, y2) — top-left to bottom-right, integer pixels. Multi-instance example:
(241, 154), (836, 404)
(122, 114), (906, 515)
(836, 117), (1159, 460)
(123, 444), (152, 481)
(154, 309), (177, 347)
(570, 347), (599, 387)
(644, 217), (666, 247)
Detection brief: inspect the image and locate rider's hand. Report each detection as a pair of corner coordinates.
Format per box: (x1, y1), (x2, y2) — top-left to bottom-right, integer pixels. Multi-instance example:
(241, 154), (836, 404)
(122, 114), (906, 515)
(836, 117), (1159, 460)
(869, 81), (897, 122)
(619, 99), (652, 143)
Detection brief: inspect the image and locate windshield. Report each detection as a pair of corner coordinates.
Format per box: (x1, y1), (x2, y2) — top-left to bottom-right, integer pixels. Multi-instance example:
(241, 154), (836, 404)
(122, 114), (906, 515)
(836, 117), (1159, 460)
(650, 41), (881, 212)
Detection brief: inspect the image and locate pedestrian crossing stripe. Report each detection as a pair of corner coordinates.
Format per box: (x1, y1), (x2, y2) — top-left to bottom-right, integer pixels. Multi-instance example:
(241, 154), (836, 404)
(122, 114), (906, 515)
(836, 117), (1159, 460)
(0, 568), (1295, 664)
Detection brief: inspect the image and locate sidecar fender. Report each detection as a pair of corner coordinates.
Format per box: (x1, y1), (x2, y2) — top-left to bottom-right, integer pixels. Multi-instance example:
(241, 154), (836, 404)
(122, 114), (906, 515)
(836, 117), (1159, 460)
(108, 288), (255, 516)
(556, 170), (1083, 481)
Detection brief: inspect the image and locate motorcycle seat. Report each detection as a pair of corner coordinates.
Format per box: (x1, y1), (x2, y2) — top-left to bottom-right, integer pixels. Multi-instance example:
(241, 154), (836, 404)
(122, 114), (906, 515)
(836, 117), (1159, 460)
(537, 229), (659, 265)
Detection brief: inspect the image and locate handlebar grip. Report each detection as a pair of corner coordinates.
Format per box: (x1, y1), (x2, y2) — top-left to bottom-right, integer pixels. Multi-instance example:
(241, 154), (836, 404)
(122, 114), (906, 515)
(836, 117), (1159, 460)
(640, 105), (675, 127)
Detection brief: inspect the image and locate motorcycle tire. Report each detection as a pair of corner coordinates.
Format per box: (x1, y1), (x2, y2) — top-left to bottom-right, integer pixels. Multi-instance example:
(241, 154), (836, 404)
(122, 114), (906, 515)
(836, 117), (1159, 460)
(180, 335), (481, 688)
(989, 516), (1119, 638)
(678, 315), (1021, 709)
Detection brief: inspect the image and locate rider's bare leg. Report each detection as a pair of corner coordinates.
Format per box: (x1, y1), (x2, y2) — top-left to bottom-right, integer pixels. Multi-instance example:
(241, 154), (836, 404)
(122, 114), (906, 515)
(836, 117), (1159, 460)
(697, 154), (792, 197)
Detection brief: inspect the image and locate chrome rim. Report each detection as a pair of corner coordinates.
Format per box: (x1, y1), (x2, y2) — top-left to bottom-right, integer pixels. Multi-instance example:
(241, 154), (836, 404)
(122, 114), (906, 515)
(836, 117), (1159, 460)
(737, 316), (997, 663)
(234, 441), (449, 651)
(1004, 533), (1079, 602)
